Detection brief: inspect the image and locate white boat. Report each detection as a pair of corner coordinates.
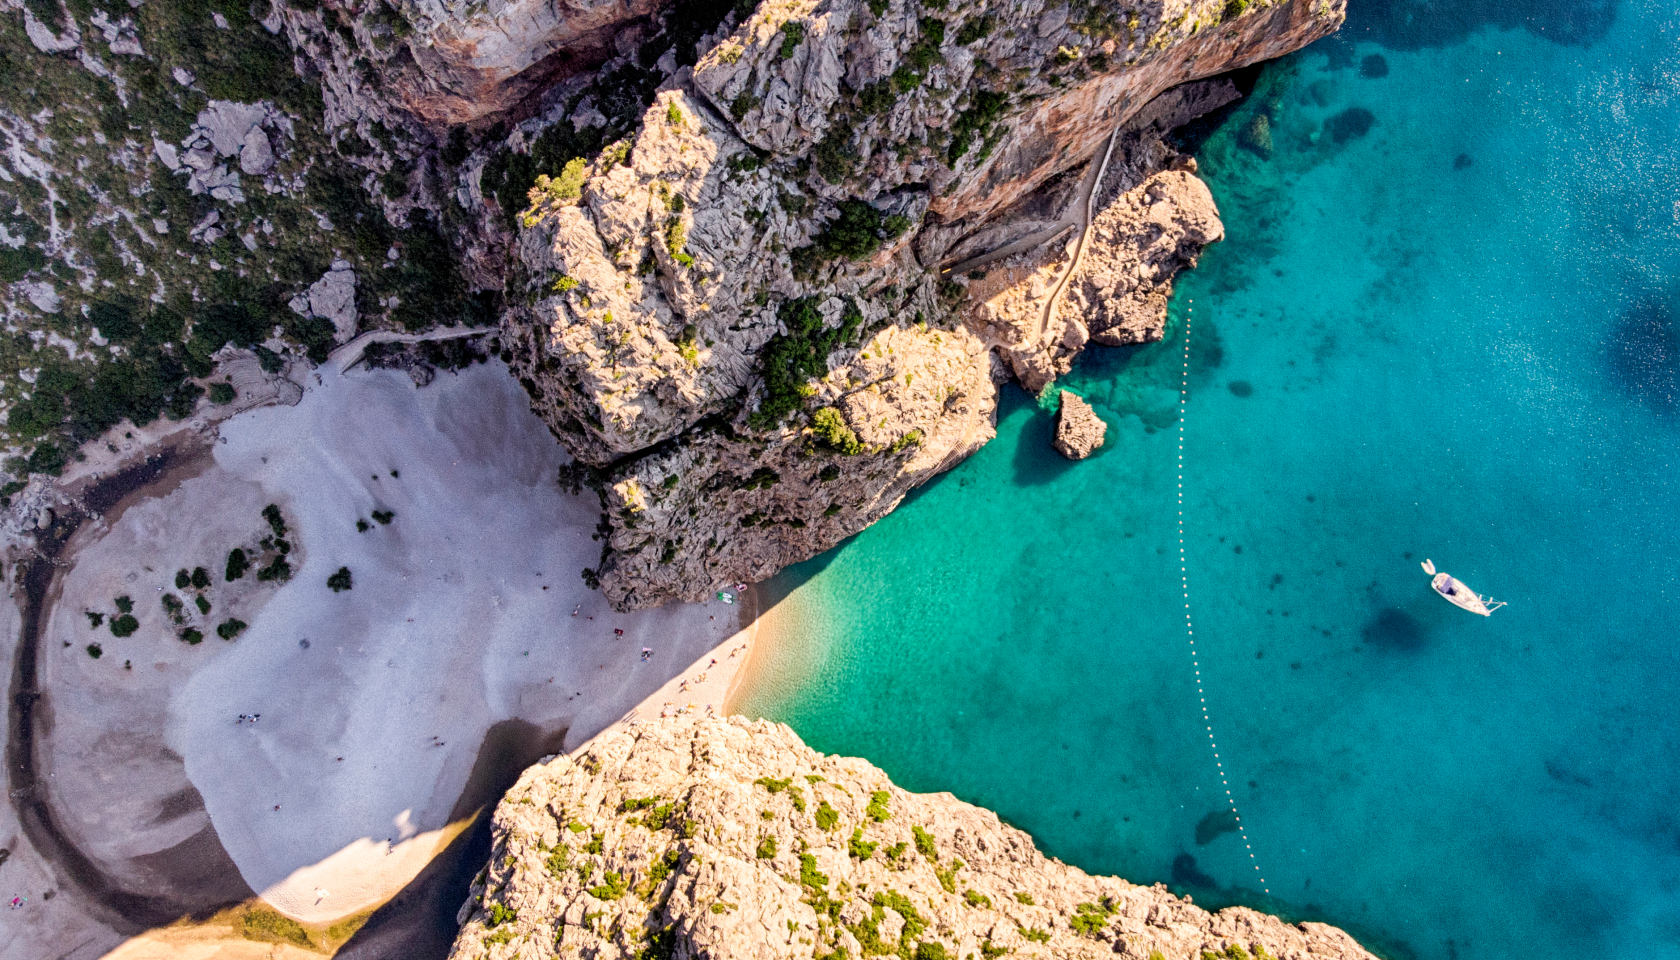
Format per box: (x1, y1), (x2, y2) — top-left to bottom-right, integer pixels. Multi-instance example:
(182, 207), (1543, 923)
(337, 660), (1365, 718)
(1421, 559), (1505, 616)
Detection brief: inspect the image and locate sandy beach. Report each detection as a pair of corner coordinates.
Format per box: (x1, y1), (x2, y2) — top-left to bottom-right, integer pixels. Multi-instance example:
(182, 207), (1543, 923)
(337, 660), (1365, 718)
(3, 356), (763, 958)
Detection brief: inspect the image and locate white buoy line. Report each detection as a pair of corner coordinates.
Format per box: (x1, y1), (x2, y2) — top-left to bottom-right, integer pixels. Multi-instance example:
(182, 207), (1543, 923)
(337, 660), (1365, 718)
(1178, 301), (1270, 895)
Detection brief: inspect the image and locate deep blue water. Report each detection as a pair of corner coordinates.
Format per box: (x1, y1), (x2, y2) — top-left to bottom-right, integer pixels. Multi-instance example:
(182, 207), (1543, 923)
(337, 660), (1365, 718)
(738, 3), (1680, 959)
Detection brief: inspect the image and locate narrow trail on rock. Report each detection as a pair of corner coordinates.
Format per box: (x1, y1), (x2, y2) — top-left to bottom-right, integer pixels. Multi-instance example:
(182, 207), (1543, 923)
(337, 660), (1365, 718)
(1178, 300), (1270, 895)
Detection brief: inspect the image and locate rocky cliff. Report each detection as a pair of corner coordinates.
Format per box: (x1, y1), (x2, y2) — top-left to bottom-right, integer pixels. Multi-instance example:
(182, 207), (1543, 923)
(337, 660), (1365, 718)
(449, 717), (1377, 960)
(498, 0), (1341, 607)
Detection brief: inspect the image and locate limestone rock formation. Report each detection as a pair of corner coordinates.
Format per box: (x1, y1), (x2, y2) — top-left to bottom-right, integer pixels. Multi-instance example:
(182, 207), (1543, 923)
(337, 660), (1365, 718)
(450, 717), (1379, 960)
(1053, 391), (1105, 459)
(1065, 167), (1225, 347)
(502, 0), (1343, 608)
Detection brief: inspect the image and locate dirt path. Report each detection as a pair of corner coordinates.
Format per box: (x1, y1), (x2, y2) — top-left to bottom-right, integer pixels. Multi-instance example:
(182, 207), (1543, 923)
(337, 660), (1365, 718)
(1035, 124), (1123, 346)
(328, 325), (497, 371)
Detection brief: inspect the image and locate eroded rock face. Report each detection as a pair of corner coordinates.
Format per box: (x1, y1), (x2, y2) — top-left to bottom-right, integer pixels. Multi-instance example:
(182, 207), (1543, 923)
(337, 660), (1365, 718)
(500, 0), (1342, 608)
(1067, 167), (1225, 347)
(1054, 390), (1105, 459)
(450, 716), (1380, 960)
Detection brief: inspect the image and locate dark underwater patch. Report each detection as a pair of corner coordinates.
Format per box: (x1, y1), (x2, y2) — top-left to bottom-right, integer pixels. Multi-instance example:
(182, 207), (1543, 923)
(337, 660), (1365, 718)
(1327, 107), (1377, 144)
(1195, 809), (1241, 845)
(1362, 607), (1426, 651)
(1607, 296), (1680, 414)
(1360, 54), (1390, 78)
(1346, 0), (1616, 51)
(1228, 380), (1254, 398)
(1172, 853), (1218, 888)
(1453, 153), (1474, 170)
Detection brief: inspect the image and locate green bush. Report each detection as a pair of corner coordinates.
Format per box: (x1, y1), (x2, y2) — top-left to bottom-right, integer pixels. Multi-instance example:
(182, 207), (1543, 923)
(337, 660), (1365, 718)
(237, 908), (315, 950)
(963, 889), (992, 908)
(798, 853), (828, 890)
(217, 618), (248, 641)
(956, 14), (994, 44)
(372, 509), (394, 525)
(256, 555), (292, 582)
(191, 567), (211, 590)
(1070, 899), (1116, 937)
(815, 800), (839, 831)
(263, 504), (287, 537)
(866, 790), (891, 821)
(914, 944), (950, 960)
(180, 628), (204, 645)
(226, 548), (249, 581)
(778, 21), (805, 59)
(114, 595), (133, 614)
(934, 858), (963, 893)
(109, 615), (139, 638)
(327, 567), (353, 592)
(912, 825), (938, 860)
(195, 595), (212, 615)
(544, 844), (570, 878)
(587, 871), (628, 901)
(755, 776), (793, 793)
(810, 408), (862, 455)
(1014, 891), (1034, 905)
(86, 643), (103, 659)
(86, 611), (104, 629)
(948, 90), (1010, 163)
(751, 298), (863, 427)
(486, 902), (516, 927)
(208, 382), (237, 404)
(1019, 927), (1050, 944)
(849, 827), (878, 859)
(756, 835), (778, 859)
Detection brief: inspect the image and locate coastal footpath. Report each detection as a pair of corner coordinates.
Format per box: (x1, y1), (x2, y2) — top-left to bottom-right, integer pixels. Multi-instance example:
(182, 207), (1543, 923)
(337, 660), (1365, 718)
(450, 717), (1377, 960)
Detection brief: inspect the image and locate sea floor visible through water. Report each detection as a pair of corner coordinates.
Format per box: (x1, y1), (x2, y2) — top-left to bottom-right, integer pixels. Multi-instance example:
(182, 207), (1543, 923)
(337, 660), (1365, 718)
(737, 2), (1680, 959)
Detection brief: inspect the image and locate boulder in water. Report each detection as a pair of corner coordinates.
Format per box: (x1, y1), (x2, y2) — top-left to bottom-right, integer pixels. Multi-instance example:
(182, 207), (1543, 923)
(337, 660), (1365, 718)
(1239, 112), (1274, 158)
(1053, 391), (1106, 459)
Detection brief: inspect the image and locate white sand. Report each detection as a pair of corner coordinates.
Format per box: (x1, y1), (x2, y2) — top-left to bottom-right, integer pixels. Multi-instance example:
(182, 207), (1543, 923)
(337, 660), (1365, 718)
(36, 360), (744, 926)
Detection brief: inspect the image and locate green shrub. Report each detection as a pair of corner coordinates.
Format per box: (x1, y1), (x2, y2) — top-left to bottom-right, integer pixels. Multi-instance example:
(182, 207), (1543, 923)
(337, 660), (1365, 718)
(195, 595), (212, 615)
(226, 548), (249, 581)
(238, 908), (315, 949)
(256, 555), (293, 582)
(756, 835), (778, 859)
(191, 567), (211, 590)
(544, 843), (569, 877)
(114, 595), (133, 614)
(1019, 927), (1050, 943)
(912, 825), (937, 860)
(1223, 0), (1251, 20)
(866, 790), (891, 822)
(209, 382), (237, 404)
(963, 889), (992, 908)
(327, 567), (353, 592)
(755, 776), (793, 794)
(810, 408), (862, 455)
(587, 871), (627, 900)
(798, 853), (828, 890)
(849, 827), (878, 859)
(666, 101), (686, 126)
(956, 14), (994, 44)
(815, 800), (839, 831)
(867, 0), (888, 14)
(885, 841), (907, 861)
(86, 611), (104, 629)
(357, 519), (370, 533)
(751, 299), (863, 428)
(372, 509), (394, 525)
(934, 858), (962, 894)
(552, 275), (579, 293)
(731, 90), (762, 121)
(1070, 899), (1116, 936)
(486, 902), (516, 927)
(1014, 891), (1034, 905)
(175, 569), (193, 590)
(778, 21), (805, 59)
(914, 944), (950, 960)
(860, 80), (896, 114)
(86, 643), (103, 659)
(109, 615), (139, 638)
(948, 90), (1010, 163)
(263, 504), (287, 537)
(180, 628), (204, 645)
(217, 618), (248, 641)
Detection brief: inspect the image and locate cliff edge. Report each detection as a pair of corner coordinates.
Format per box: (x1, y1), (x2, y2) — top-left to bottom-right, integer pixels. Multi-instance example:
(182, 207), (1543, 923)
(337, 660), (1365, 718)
(449, 717), (1377, 960)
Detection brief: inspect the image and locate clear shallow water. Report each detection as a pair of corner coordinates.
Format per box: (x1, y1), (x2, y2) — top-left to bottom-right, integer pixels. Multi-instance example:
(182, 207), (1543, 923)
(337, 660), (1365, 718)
(737, 2), (1680, 959)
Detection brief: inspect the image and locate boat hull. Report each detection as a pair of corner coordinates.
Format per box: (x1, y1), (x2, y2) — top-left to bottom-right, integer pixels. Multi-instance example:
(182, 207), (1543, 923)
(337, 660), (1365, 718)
(1432, 573), (1492, 616)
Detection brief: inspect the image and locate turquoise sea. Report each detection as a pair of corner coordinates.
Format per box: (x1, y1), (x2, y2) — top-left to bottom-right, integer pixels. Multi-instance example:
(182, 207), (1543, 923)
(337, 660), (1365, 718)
(737, 2), (1680, 958)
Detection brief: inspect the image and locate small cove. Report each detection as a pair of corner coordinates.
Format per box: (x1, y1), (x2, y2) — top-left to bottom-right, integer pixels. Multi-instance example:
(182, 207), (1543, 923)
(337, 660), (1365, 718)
(738, 2), (1680, 958)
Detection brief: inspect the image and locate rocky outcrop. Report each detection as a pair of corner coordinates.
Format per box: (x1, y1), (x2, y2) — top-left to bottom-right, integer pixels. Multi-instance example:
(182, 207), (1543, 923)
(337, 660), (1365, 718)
(503, 0), (1341, 608)
(450, 717), (1379, 960)
(1065, 166), (1225, 347)
(1053, 390), (1105, 459)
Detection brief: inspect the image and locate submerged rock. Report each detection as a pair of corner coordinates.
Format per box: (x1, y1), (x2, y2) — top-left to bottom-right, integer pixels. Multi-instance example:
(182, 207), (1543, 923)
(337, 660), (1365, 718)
(1240, 112), (1275, 157)
(450, 717), (1381, 960)
(1053, 391), (1106, 460)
